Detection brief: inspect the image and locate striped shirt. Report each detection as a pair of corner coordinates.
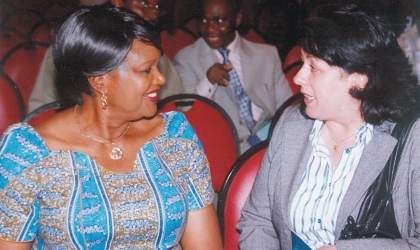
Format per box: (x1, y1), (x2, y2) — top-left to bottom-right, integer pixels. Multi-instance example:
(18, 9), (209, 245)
(290, 120), (373, 249)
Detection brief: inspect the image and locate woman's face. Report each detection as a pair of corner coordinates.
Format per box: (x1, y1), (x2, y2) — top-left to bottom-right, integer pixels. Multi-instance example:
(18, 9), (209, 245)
(103, 40), (165, 119)
(293, 50), (363, 122)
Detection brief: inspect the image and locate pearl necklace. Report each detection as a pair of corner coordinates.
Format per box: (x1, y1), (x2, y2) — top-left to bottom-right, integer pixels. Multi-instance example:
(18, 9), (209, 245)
(74, 105), (130, 160)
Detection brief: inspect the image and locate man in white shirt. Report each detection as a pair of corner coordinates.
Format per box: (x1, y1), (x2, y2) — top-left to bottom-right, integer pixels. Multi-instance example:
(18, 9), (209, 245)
(173, 0), (292, 153)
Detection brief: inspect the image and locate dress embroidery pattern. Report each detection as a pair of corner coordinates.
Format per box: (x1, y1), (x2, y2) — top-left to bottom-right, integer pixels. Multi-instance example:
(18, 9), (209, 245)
(0, 111), (214, 249)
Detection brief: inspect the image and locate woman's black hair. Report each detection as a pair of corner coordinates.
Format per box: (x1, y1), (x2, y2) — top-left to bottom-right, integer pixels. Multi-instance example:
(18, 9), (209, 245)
(299, 4), (420, 125)
(53, 3), (162, 108)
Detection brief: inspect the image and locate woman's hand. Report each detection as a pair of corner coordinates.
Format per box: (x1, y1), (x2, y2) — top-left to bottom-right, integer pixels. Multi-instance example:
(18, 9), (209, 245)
(318, 245), (337, 250)
(181, 204), (223, 250)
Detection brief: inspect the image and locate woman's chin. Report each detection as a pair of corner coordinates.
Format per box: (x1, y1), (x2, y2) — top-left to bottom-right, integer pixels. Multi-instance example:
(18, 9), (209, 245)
(304, 107), (320, 120)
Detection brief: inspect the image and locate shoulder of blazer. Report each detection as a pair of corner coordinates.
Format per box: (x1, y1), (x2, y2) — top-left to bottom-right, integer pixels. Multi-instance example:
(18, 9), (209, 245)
(174, 37), (210, 61)
(239, 37), (278, 58)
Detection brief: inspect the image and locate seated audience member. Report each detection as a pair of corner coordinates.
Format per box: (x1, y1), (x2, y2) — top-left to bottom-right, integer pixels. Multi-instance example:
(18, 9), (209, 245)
(0, 5), (222, 249)
(238, 4), (420, 249)
(173, 0), (293, 153)
(27, 0), (184, 114)
(397, 0), (420, 79)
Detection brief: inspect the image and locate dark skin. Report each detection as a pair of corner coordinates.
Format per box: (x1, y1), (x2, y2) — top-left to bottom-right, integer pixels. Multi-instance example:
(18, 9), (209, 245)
(111, 0), (159, 26)
(199, 0), (243, 86)
(0, 41), (223, 250)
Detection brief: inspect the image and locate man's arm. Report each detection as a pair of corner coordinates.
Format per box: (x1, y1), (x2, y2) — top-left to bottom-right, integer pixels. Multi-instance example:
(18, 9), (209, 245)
(27, 46), (59, 114)
(173, 48), (231, 98)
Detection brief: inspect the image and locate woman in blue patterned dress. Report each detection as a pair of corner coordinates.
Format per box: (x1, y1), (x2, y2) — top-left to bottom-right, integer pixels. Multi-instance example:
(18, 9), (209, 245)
(0, 4), (222, 250)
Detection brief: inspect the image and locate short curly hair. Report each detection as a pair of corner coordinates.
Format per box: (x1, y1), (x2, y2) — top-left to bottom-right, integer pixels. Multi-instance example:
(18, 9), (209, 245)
(299, 4), (420, 125)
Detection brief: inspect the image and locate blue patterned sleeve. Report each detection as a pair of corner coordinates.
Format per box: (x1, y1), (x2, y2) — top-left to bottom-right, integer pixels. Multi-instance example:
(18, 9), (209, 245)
(164, 111), (204, 151)
(163, 112), (215, 210)
(0, 124), (49, 242)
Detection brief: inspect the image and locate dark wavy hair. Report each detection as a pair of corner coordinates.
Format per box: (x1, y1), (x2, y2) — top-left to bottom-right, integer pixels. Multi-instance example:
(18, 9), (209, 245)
(299, 4), (420, 125)
(53, 4), (162, 108)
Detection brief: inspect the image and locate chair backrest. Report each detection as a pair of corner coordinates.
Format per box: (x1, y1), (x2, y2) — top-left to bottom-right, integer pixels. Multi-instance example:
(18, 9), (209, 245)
(283, 45), (303, 94)
(268, 93), (303, 139)
(160, 27), (197, 61)
(217, 140), (268, 250)
(23, 101), (63, 127)
(157, 94), (240, 192)
(0, 0), (76, 133)
(0, 75), (22, 134)
(240, 29), (266, 44)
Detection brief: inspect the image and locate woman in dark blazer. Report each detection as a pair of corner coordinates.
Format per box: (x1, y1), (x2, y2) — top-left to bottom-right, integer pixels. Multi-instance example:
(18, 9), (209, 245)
(238, 4), (420, 250)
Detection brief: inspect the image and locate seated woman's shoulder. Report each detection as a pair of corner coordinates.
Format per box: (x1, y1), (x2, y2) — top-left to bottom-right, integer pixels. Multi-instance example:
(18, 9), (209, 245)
(284, 104), (306, 121)
(0, 122), (49, 167)
(34, 108), (76, 149)
(161, 111), (198, 140)
(1, 122), (42, 143)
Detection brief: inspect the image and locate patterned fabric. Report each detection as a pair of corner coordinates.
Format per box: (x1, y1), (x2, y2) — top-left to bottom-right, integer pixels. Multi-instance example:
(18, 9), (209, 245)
(290, 120), (373, 249)
(218, 48), (255, 132)
(0, 111), (214, 250)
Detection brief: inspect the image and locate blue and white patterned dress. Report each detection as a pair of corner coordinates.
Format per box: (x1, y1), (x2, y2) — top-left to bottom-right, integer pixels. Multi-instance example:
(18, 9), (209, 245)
(0, 111), (214, 249)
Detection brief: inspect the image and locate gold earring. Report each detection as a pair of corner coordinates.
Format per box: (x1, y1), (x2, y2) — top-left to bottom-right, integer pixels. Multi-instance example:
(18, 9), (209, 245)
(101, 94), (108, 110)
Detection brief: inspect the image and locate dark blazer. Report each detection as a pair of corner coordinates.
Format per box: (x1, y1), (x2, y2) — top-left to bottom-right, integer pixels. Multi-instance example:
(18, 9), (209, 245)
(238, 105), (420, 249)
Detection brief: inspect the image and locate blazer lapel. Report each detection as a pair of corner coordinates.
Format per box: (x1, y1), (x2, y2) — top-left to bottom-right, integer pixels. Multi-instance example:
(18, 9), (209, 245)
(334, 126), (397, 237)
(238, 38), (276, 132)
(275, 117), (314, 230)
(274, 117), (397, 237)
(239, 38), (254, 91)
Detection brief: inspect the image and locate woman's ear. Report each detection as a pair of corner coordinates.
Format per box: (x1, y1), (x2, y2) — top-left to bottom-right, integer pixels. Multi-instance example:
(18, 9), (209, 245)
(88, 75), (107, 95)
(235, 13), (243, 28)
(352, 73), (368, 90)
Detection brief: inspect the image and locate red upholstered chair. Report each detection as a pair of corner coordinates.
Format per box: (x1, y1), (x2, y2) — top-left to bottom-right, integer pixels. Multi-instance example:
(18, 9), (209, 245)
(0, 0), (76, 127)
(217, 140), (268, 250)
(240, 29), (266, 44)
(2, 44), (48, 109)
(268, 93), (303, 139)
(157, 94), (240, 192)
(23, 101), (63, 127)
(283, 45), (303, 94)
(160, 26), (197, 61)
(0, 76), (23, 134)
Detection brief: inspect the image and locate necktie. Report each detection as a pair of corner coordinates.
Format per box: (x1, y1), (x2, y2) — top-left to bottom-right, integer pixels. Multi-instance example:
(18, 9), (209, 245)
(219, 48), (255, 132)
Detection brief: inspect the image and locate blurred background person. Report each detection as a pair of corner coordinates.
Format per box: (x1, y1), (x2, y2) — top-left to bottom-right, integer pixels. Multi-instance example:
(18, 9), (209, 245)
(174, 0), (293, 153)
(0, 5), (221, 249)
(396, 0), (420, 80)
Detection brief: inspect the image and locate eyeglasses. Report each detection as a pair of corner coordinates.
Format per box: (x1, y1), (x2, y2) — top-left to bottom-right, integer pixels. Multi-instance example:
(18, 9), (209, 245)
(199, 16), (229, 26)
(140, 1), (159, 13)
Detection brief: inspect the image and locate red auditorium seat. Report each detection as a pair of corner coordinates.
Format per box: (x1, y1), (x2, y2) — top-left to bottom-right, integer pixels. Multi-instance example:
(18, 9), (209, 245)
(217, 140), (268, 250)
(0, 0), (76, 133)
(158, 94), (240, 192)
(240, 28), (265, 44)
(2, 45), (48, 109)
(23, 101), (63, 127)
(0, 76), (23, 134)
(160, 28), (197, 61)
(283, 45), (302, 94)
